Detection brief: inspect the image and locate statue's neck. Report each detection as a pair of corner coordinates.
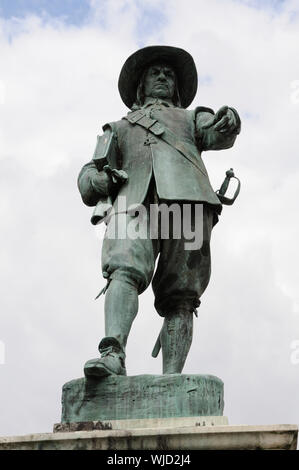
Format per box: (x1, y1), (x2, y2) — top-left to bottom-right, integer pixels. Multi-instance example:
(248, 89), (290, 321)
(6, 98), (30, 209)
(143, 96), (173, 106)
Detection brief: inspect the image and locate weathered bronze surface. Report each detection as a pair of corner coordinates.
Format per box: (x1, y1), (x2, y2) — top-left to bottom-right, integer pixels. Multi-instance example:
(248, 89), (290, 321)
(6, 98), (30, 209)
(77, 45), (241, 379)
(60, 375), (224, 423)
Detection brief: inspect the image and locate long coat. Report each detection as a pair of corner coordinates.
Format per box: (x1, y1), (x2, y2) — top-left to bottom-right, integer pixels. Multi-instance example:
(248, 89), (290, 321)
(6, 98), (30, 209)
(78, 101), (240, 217)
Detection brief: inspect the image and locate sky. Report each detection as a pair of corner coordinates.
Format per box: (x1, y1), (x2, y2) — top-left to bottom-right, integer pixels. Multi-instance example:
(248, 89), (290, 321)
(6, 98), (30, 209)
(0, 0), (299, 440)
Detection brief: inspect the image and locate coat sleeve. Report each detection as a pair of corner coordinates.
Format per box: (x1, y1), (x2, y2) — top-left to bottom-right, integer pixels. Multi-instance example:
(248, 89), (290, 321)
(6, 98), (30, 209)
(195, 106), (241, 152)
(77, 160), (111, 207)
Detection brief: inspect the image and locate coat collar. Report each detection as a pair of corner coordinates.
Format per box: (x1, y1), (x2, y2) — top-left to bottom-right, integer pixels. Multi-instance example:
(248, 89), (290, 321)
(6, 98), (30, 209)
(142, 98), (174, 109)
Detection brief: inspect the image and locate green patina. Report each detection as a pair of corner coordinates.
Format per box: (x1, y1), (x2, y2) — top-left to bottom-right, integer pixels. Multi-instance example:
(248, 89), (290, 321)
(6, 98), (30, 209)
(71, 46), (241, 421)
(61, 374), (224, 423)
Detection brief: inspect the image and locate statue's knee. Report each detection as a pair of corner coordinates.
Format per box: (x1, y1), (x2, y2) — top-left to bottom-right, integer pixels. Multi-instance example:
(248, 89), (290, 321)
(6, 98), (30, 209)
(105, 269), (148, 294)
(156, 297), (201, 318)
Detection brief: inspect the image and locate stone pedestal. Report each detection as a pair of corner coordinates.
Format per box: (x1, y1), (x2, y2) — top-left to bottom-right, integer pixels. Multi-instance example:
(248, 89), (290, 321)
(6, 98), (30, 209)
(0, 424), (297, 450)
(54, 415), (228, 433)
(61, 374), (224, 423)
(1, 372), (292, 450)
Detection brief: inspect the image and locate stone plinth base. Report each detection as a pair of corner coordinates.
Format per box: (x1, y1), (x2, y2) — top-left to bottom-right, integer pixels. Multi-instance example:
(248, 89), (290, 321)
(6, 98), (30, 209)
(0, 424), (297, 450)
(54, 415), (229, 433)
(61, 374), (224, 423)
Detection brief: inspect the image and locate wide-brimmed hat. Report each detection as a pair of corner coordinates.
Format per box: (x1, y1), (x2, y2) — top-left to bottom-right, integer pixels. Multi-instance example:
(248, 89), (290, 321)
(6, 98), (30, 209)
(118, 45), (198, 109)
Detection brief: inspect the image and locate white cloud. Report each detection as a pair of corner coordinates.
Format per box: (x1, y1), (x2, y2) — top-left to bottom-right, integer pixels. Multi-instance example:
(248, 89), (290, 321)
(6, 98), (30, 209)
(0, 0), (299, 438)
(0, 79), (5, 105)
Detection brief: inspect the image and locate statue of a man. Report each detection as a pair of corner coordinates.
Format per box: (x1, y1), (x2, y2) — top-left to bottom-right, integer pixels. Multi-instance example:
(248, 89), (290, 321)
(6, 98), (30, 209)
(78, 46), (241, 378)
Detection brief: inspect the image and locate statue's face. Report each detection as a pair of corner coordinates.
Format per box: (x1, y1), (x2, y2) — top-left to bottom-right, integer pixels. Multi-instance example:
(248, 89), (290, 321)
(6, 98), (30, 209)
(143, 63), (176, 100)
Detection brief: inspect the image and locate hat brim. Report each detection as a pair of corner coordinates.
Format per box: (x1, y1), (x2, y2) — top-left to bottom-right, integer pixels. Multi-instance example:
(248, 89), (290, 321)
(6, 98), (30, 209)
(118, 45), (198, 109)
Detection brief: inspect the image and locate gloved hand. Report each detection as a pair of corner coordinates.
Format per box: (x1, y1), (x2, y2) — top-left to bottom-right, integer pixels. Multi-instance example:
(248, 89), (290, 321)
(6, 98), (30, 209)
(201, 105), (239, 134)
(91, 166), (128, 196)
(103, 165), (128, 184)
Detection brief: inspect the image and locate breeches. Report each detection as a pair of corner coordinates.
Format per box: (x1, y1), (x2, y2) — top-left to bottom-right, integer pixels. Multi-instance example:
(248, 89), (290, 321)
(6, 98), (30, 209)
(101, 190), (215, 317)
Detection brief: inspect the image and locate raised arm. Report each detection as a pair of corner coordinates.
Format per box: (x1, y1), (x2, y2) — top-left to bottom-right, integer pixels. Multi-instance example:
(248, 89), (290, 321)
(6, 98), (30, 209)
(195, 105), (241, 152)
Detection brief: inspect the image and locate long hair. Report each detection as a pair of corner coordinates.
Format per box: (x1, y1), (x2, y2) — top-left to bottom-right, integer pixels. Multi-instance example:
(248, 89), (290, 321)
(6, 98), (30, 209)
(133, 66), (182, 109)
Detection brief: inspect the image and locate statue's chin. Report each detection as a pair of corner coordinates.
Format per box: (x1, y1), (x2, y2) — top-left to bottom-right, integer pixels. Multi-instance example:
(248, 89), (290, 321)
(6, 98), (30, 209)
(150, 92), (170, 99)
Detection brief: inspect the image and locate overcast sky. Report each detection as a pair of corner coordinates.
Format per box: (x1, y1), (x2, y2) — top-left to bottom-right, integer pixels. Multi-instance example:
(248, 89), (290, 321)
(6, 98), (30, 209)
(0, 0), (299, 438)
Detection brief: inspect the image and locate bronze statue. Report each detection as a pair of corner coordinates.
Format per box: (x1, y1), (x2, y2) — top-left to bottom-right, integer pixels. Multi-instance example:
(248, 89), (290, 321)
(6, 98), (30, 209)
(78, 46), (241, 378)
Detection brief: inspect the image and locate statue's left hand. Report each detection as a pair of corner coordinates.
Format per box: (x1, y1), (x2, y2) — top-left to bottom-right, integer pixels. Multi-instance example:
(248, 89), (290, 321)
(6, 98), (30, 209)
(201, 105), (237, 134)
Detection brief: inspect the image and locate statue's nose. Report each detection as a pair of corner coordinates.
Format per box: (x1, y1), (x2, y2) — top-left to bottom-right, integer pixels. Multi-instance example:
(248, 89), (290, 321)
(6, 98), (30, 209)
(157, 71), (167, 81)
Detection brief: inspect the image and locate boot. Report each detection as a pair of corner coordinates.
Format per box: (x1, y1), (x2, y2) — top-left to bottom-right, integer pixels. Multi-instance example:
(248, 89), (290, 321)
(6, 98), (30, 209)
(84, 337), (126, 378)
(160, 311), (193, 374)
